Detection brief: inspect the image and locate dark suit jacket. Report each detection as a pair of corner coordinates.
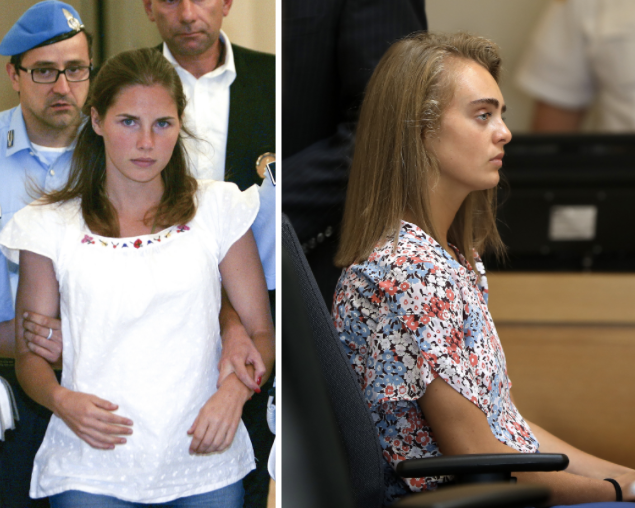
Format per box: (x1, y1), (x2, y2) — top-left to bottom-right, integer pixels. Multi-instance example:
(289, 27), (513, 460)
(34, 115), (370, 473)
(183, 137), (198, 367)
(226, 44), (275, 191)
(155, 43), (275, 191)
(281, 0), (427, 242)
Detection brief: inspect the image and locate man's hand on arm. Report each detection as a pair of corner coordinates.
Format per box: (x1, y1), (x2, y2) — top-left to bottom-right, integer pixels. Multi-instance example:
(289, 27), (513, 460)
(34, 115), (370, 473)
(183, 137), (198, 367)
(1, 312), (63, 365)
(218, 230), (275, 393)
(2, 311), (63, 365)
(218, 288), (266, 392)
(22, 311), (62, 367)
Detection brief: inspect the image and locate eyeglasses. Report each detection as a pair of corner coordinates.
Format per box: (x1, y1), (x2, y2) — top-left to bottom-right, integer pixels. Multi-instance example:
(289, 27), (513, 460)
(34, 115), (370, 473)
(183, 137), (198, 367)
(17, 65), (91, 84)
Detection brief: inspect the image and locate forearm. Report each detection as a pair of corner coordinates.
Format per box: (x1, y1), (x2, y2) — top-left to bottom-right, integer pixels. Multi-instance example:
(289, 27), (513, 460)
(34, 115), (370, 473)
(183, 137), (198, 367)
(0, 319), (15, 358)
(14, 249), (63, 411)
(526, 419), (634, 478)
(220, 372), (253, 404)
(219, 288), (243, 342)
(15, 298), (62, 411)
(440, 416), (619, 504)
(251, 329), (274, 384)
(14, 349), (63, 413)
(220, 288), (273, 376)
(223, 318), (274, 385)
(421, 378), (634, 503)
(438, 417), (619, 504)
(517, 470), (616, 505)
(219, 233), (275, 386)
(531, 101), (586, 132)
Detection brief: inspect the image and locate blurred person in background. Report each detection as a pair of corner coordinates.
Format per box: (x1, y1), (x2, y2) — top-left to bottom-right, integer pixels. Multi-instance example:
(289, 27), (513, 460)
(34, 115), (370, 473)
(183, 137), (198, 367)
(282, 0), (427, 306)
(516, 0), (635, 132)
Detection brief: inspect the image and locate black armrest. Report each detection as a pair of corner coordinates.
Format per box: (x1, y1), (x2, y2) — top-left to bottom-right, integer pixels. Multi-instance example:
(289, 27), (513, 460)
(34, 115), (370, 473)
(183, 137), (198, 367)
(392, 483), (550, 508)
(396, 453), (569, 484)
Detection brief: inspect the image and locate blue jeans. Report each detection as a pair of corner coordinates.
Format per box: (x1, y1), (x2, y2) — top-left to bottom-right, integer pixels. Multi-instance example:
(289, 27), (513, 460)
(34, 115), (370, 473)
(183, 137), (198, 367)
(49, 480), (244, 508)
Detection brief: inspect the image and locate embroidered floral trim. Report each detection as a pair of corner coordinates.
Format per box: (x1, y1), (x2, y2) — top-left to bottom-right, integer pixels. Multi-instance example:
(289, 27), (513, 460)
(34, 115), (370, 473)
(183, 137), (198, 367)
(80, 224), (191, 249)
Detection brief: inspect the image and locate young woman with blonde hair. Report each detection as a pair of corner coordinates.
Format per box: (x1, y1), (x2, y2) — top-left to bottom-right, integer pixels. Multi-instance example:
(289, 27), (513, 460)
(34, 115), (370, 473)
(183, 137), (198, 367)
(333, 32), (635, 507)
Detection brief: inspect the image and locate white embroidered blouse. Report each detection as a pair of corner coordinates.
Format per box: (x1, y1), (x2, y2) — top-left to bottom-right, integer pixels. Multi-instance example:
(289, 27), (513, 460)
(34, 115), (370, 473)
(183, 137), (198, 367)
(0, 180), (258, 503)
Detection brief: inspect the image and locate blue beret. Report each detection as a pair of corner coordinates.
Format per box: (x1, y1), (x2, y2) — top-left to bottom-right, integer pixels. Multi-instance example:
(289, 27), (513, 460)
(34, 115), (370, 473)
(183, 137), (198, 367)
(0, 1), (84, 56)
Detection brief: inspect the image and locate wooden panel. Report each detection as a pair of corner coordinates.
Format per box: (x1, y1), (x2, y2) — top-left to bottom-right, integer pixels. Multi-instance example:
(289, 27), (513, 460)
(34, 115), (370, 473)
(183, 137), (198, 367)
(499, 324), (635, 469)
(488, 273), (635, 324)
(267, 479), (275, 508)
(488, 273), (635, 468)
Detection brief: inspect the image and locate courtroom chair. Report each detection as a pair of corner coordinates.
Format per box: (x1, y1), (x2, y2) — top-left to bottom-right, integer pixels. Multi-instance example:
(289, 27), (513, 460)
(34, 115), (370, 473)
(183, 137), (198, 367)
(281, 214), (566, 508)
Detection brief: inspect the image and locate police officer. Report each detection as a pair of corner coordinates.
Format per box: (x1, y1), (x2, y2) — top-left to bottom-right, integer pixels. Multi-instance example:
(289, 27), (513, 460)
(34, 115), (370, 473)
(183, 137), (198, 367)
(0, 2), (91, 506)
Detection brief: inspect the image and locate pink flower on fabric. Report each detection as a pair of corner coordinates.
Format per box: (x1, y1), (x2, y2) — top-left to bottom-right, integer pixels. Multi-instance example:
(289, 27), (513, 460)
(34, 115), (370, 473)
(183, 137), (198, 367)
(403, 315), (418, 331)
(379, 280), (398, 296)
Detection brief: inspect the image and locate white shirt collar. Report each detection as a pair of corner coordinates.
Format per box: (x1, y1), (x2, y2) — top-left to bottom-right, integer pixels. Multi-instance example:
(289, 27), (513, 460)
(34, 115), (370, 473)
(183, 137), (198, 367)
(162, 29), (236, 82)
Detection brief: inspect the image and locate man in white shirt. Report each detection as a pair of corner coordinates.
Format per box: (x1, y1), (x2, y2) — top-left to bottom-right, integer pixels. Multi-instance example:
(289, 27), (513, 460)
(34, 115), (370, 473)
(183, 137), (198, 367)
(142, 0), (275, 188)
(516, 0), (635, 132)
(142, 0), (275, 299)
(141, 2), (275, 507)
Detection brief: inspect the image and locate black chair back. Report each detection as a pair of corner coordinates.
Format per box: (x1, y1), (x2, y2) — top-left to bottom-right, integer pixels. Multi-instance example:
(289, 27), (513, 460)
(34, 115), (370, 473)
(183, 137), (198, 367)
(281, 214), (385, 508)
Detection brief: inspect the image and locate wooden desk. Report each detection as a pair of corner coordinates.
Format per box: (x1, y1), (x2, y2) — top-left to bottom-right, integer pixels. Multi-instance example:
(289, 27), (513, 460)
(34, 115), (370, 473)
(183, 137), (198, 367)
(488, 273), (635, 469)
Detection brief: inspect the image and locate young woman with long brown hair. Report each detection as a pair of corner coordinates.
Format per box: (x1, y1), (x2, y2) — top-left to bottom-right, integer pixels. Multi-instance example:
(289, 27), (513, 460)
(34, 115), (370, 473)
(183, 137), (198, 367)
(333, 32), (635, 507)
(0, 48), (273, 507)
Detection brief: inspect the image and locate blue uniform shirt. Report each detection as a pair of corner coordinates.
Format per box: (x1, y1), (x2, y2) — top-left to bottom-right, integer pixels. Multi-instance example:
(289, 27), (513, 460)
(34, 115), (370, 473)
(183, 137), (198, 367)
(0, 105), (73, 322)
(0, 250), (12, 322)
(253, 163), (275, 291)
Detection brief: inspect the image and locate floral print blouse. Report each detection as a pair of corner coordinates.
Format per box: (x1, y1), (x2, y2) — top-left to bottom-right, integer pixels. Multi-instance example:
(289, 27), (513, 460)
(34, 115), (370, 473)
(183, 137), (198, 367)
(332, 221), (539, 504)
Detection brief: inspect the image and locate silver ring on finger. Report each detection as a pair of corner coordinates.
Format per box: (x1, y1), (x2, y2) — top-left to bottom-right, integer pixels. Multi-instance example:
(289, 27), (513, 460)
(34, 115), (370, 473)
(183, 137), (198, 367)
(46, 328), (53, 340)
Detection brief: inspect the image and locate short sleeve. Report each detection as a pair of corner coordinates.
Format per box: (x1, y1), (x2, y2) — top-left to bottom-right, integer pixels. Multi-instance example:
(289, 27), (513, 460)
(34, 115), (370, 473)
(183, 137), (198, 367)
(515, 0), (596, 108)
(0, 200), (65, 266)
(0, 254), (13, 322)
(195, 180), (260, 262)
(387, 259), (480, 405)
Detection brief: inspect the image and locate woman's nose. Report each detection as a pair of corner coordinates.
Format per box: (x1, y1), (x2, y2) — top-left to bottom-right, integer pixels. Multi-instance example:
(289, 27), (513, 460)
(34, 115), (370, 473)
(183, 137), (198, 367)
(137, 128), (154, 150)
(496, 119), (512, 145)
